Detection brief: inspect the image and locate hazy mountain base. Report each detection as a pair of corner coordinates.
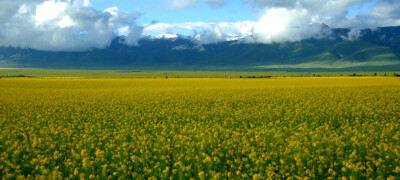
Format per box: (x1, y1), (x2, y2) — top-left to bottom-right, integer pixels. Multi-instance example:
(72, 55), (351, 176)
(256, 60), (400, 69)
(0, 68), (399, 78)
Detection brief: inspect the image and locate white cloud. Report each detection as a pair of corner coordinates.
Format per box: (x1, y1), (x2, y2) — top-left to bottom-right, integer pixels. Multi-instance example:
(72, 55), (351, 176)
(246, 0), (400, 29)
(250, 8), (328, 44)
(344, 29), (362, 40)
(117, 26), (130, 35)
(168, 0), (230, 9)
(0, 0), (143, 51)
(144, 8), (327, 44)
(104, 7), (119, 16)
(0, 0), (42, 23)
(57, 16), (74, 28)
(194, 25), (227, 44)
(255, 8), (290, 36)
(35, 1), (68, 24)
(148, 0), (400, 44)
(125, 25), (144, 46)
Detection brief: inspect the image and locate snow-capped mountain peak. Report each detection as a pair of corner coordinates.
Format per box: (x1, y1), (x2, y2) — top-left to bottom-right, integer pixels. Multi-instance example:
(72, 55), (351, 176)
(155, 33), (178, 39)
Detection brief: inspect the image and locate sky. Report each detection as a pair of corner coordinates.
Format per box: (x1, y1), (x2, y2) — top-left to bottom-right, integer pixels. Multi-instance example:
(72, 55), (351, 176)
(0, 0), (399, 51)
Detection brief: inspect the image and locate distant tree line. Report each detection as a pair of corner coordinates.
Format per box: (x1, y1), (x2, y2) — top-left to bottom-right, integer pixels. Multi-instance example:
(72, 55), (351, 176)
(0, 75), (34, 78)
(350, 73), (400, 77)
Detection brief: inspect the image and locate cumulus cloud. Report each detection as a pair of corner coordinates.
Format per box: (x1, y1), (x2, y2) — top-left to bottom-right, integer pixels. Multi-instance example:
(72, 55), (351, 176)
(144, 8), (329, 44)
(125, 25), (144, 46)
(251, 8), (317, 43)
(167, 0), (230, 9)
(0, 0), (42, 23)
(0, 0), (143, 51)
(245, 0), (400, 28)
(240, 0), (375, 42)
(345, 29), (362, 40)
(149, 0), (400, 44)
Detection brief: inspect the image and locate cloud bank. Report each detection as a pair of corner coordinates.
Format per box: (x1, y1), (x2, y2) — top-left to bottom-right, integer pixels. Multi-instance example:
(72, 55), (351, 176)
(144, 8), (330, 44)
(0, 0), (143, 51)
(1, 0), (400, 51)
(146, 0), (400, 44)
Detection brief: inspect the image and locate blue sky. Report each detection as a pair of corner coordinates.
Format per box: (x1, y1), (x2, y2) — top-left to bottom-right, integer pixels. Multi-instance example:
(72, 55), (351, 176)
(91, 0), (256, 25)
(347, 0), (378, 17)
(90, 0), (372, 24)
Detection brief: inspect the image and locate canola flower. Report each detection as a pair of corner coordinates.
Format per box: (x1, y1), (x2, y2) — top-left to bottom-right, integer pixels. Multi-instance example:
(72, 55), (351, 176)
(0, 77), (399, 179)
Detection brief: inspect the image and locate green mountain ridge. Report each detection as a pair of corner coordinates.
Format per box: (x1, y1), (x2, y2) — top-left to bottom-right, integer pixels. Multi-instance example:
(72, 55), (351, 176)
(0, 26), (400, 71)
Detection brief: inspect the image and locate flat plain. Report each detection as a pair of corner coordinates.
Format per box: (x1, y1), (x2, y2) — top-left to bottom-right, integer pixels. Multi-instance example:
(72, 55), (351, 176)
(0, 77), (399, 179)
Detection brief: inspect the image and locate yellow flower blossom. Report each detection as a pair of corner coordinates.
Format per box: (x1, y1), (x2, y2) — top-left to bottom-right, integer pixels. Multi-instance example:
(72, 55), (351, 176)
(0, 77), (399, 179)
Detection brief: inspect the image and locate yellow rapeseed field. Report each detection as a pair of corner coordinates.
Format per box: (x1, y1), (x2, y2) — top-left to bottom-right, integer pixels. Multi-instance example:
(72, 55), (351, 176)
(0, 77), (399, 179)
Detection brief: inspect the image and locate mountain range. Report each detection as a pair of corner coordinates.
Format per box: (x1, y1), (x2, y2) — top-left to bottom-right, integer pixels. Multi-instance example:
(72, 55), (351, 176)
(1, 26), (400, 71)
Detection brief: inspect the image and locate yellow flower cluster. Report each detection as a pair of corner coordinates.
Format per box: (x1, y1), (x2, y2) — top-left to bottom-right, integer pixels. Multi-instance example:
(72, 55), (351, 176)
(0, 77), (399, 179)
